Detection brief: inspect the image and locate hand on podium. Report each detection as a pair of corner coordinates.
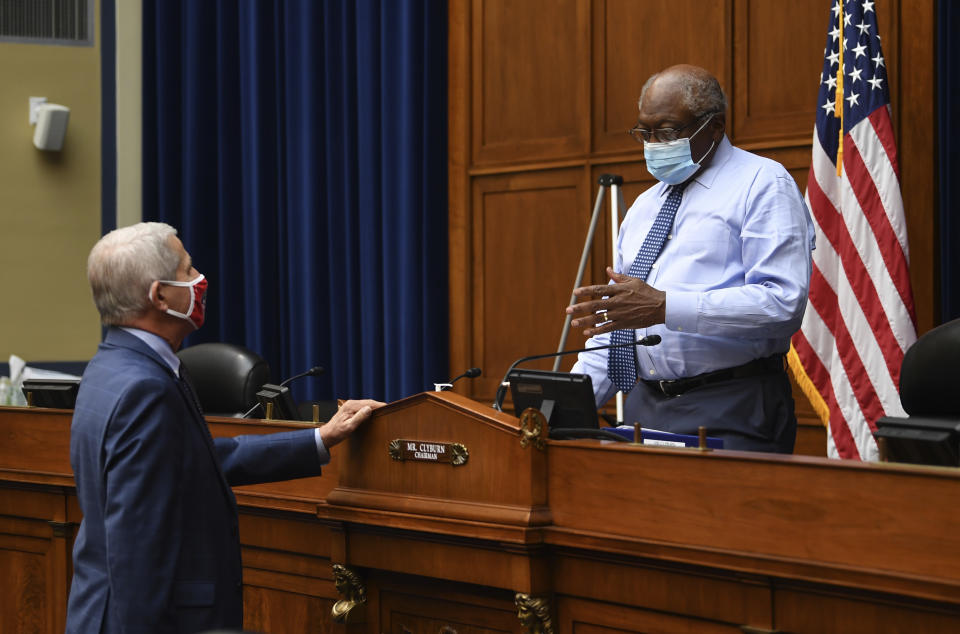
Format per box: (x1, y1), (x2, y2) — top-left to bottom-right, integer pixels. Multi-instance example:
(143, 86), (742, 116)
(319, 399), (385, 448)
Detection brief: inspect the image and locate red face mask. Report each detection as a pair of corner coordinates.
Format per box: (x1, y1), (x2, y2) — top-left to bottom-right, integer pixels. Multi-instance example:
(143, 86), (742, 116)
(150, 274), (208, 330)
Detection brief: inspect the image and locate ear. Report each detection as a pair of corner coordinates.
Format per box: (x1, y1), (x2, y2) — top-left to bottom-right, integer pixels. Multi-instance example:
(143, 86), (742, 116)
(147, 281), (168, 311)
(710, 112), (726, 137)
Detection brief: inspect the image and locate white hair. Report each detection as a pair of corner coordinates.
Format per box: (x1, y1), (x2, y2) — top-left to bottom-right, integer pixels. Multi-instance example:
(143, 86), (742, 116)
(638, 70), (727, 118)
(87, 222), (181, 325)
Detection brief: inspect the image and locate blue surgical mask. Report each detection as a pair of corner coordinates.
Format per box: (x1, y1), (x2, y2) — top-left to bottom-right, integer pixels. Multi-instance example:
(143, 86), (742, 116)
(643, 116), (716, 185)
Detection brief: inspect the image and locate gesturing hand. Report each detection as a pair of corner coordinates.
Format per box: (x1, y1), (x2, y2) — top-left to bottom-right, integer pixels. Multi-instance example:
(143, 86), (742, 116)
(565, 267), (666, 337)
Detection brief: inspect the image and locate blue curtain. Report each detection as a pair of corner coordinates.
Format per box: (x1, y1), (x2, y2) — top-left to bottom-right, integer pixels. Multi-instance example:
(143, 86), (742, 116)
(142, 0), (448, 403)
(939, 1), (960, 323)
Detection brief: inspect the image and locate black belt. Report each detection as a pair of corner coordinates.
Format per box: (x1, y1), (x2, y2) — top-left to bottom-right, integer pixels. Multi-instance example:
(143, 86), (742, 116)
(641, 354), (785, 398)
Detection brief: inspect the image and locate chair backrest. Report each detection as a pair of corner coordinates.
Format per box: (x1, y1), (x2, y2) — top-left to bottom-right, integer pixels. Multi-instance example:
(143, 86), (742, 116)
(899, 318), (960, 417)
(176, 342), (270, 416)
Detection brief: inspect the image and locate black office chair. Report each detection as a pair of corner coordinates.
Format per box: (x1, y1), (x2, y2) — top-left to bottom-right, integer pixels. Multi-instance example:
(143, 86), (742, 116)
(176, 343), (270, 417)
(898, 318), (960, 416)
(873, 318), (960, 465)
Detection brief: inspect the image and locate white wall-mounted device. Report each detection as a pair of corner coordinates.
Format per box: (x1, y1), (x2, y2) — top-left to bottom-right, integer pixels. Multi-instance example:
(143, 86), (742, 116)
(29, 97), (70, 151)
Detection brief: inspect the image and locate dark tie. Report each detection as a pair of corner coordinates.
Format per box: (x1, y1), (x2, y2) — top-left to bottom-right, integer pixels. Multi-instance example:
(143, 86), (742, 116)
(178, 365), (204, 415)
(177, 365), (237, 506)
(178, 365), (222, 454)
(608, 182), (688, 392)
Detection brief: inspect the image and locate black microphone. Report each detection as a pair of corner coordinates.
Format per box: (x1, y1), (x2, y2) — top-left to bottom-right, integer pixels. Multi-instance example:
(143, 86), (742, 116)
(242, 366), (326, 418)
(434, 367), (482, 392)
(459, 367), (482, 380)
(492, 335), (661, 411)
(280, 365), (325, 387)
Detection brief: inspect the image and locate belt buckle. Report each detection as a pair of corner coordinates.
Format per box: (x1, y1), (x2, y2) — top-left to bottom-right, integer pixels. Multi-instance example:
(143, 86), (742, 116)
(658, 379), (680, 397)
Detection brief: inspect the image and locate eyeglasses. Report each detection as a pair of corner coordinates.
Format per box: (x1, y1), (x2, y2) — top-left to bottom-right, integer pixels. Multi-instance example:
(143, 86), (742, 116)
(629, 112), (716, 143)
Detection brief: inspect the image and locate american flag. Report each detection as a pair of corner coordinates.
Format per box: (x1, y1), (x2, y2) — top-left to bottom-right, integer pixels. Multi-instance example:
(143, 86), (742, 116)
(788, 0), (917, 460)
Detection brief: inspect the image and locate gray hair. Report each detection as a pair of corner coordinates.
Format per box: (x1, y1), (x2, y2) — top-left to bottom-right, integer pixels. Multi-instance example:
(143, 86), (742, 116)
(639, 71), (727, 118)
(87, 222), (181, 325)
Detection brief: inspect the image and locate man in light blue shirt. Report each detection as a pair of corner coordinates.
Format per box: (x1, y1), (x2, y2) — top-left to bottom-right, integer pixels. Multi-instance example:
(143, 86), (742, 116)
(567, 64), (814, 453)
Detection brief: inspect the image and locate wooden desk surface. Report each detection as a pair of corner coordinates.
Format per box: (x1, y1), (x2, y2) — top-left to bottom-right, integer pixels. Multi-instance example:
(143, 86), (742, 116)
(1, 397), (957, 634)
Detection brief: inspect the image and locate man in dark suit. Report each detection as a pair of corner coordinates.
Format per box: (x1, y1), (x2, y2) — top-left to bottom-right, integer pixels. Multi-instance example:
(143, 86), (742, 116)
(66, 222), (382, 634)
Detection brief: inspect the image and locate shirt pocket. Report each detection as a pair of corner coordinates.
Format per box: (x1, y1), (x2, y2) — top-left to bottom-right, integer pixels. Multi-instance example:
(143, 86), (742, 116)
(675, 210), (736, 255)
(667, 231), (738, 288)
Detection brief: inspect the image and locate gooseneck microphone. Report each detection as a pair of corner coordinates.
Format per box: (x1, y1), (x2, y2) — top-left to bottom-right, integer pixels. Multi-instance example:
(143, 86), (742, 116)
(280, 365), (325, 387)
(434, 367), (482, 392)
(457, 367), (483, 381)
(242, 365), (326, 418)
(491, 335), (662, 411)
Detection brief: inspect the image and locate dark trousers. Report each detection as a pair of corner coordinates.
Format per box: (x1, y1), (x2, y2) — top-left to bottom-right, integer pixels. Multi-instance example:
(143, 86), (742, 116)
(624, 369), (797, 453)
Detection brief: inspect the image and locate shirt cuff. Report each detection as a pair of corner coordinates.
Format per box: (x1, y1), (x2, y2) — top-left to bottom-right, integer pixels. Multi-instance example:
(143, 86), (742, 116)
(665, 290), (699, 333)
(313, 427), (331, 465)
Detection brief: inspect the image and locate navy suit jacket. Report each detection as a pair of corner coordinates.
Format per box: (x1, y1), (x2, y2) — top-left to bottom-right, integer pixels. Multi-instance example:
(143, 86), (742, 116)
(66, 328), (324, 633)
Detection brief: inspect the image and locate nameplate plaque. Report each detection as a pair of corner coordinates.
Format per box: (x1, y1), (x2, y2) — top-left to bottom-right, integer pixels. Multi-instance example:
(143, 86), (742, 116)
(388, 439), (469, 466)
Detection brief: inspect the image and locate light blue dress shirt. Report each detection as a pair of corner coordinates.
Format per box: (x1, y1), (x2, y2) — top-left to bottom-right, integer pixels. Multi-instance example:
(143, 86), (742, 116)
(571, 136), (815, 407)
(121, 327), (329, 461)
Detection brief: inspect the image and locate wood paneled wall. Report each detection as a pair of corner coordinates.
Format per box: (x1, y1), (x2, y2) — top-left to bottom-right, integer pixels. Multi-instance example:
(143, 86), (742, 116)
(448, 0), (936, 428)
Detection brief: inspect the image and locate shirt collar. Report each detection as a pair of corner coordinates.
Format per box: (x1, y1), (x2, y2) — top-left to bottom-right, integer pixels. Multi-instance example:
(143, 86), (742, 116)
(693, 135), (733, 189)
(120, 327), (182, 375)
(654, 135), (733, 199)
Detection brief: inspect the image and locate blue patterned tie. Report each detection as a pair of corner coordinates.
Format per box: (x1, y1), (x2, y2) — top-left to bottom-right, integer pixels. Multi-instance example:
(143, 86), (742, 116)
(608, 182), (689, 392)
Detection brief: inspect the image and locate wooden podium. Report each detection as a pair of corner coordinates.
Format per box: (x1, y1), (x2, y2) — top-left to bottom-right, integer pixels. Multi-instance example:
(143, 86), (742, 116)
(3, 392), (960, 633)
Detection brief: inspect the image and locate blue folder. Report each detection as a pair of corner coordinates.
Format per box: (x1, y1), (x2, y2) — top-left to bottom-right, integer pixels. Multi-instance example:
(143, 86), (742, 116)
(606, 425), (724, 449)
